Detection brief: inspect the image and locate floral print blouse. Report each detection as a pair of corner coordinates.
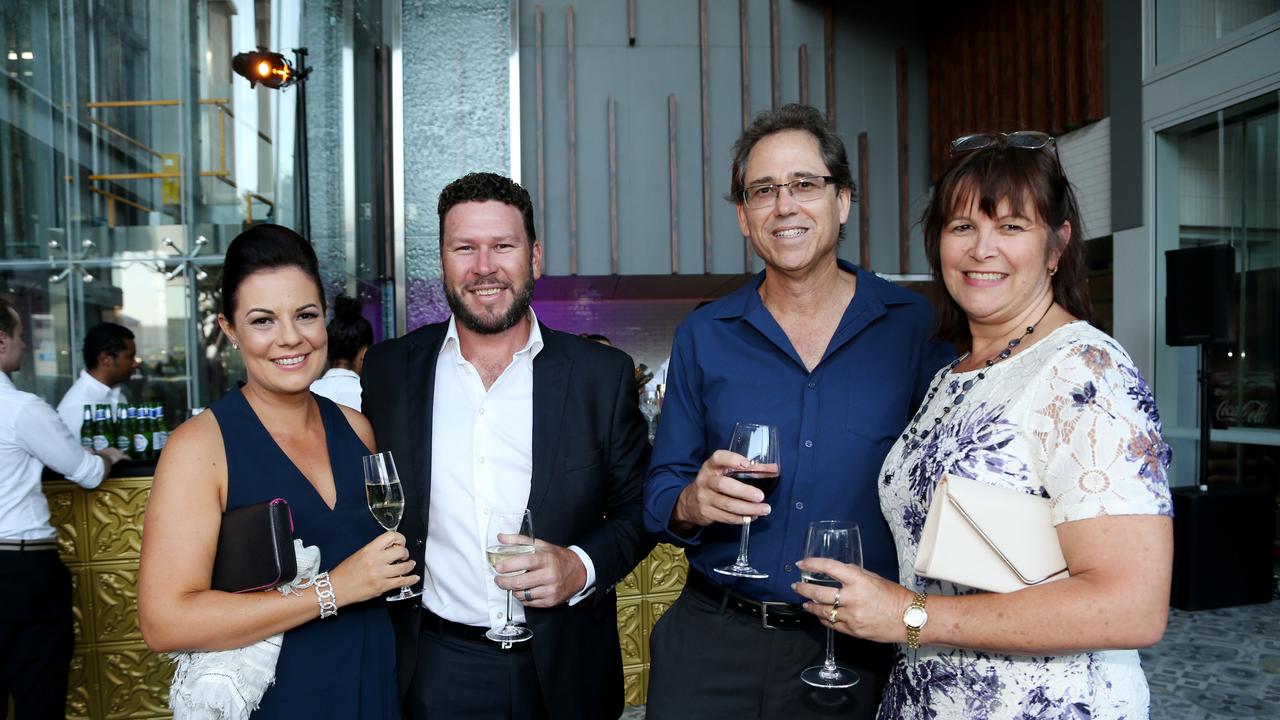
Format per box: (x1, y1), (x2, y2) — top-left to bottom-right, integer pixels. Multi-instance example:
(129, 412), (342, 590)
(876, 321), (1173, 720)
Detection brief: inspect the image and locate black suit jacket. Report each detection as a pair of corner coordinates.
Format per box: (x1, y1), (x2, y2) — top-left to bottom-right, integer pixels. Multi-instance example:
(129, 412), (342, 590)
(361, 320), (654, 720)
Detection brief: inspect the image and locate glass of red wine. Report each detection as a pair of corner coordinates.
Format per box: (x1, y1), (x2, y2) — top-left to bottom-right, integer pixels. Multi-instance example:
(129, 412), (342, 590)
(714, 422), (780, 579)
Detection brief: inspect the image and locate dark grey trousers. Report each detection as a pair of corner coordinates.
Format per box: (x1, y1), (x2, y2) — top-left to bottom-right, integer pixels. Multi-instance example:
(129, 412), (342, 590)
(646, 584), (890, 720)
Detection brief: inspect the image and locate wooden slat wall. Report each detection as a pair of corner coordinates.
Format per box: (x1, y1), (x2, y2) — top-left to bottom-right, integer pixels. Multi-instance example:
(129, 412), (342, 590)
(926, 0), (1105, 180)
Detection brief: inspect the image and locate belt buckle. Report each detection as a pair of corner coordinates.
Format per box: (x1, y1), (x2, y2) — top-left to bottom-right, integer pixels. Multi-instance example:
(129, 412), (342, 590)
(760, 600), (790, 630)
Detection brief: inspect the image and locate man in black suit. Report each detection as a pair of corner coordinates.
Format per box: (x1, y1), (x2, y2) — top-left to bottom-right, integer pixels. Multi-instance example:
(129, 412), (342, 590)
(361, 172), (652, 720)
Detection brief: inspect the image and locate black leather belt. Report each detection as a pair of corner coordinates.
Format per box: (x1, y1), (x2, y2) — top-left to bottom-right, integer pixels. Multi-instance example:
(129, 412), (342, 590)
(420, 607), (531, 651)
(0, 538), (58, 552)
(686, 569), (817, 630)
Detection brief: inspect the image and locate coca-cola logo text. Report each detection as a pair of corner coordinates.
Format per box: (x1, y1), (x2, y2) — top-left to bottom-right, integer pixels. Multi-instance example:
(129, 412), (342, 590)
(1215, 399), (1272, 425)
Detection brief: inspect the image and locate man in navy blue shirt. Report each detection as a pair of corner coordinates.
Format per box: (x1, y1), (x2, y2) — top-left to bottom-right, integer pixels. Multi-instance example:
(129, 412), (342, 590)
(643, 104), (953, 718)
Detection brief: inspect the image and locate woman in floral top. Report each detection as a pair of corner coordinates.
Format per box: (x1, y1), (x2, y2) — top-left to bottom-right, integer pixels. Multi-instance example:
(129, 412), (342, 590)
(793, 133), (1173, 719)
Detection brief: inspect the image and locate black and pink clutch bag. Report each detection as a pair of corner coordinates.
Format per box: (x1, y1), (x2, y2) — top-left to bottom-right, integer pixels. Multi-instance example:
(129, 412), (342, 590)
(210, 498), (297, 593)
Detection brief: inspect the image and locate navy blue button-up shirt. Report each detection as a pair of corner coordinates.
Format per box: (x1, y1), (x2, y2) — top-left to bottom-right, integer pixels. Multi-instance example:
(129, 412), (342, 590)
(643, 261), (955, 602)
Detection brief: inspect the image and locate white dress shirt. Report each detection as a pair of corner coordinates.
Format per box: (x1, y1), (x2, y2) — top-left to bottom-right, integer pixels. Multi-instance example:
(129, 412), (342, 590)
(423, 311), (595, 629)
(1, 372), (105, 540)
(309, 368), (363, 411)
(56, 370), (126, 437)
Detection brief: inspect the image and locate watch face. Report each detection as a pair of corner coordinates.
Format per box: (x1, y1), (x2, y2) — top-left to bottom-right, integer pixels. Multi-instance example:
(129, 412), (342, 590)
(904, 606), (928, 628)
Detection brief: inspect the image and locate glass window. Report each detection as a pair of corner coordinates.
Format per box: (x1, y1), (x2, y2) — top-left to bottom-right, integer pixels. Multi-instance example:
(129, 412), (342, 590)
(1, 1), (374, 416)
(1155, 0), (1280, 66)
(1155, 91), (1279, 492)
(0, 267), (73, 400)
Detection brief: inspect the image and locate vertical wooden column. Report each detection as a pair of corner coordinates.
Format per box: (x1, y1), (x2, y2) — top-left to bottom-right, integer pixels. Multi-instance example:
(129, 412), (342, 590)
(739, 0), (750, 130)
(824, 2), (835, 124)
(896, 47), (910, 274)
(798, 44), (809, 106)
(770, 0), (780, 109)
(567, 6), (578, 274)
(609, 96), (619, 275)
(740, 0), (752, 271)
(535, 6), (545, 244)
(628, 0), (637, 46)
(668, 95), (679, 274)
(858, 131), (871, 270)
(699, 0), (712, 273)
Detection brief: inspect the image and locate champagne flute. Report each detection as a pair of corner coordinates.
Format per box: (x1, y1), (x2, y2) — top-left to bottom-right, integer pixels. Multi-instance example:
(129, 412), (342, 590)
(484, 508), (535, 644)
(800, 520), (860, 688)
(363, 451), (421, 601)
(714, 422), (780, 579)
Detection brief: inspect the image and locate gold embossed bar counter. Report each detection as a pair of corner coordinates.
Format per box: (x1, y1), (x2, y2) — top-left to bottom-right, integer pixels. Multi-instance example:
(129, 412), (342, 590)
(44, 461), (173, 719)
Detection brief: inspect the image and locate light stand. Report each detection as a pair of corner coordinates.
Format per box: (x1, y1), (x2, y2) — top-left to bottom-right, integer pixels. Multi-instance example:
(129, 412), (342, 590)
(293, 48), (312, 243)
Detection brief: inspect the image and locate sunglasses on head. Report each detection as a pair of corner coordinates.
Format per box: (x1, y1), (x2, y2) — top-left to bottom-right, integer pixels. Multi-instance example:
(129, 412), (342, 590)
(949, 131), (1056, 156)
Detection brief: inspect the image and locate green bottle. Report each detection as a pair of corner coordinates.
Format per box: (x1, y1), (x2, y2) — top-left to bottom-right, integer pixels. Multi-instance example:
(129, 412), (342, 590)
(80, 404), (94, 451)
(92, 404), (111, 452)
(114, 405), (131, 452)
(151, 404), (168, 456)
(130, 406), (151, 461)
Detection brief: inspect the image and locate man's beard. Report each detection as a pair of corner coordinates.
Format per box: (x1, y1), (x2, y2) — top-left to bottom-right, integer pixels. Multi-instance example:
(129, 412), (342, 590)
(444, 267), (536, 335)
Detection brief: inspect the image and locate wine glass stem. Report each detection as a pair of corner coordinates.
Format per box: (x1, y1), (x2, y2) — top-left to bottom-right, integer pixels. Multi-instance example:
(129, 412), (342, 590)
(823, 626), (838, 672)
(733, 517), (752, 567)
(505, 588), (515, 629)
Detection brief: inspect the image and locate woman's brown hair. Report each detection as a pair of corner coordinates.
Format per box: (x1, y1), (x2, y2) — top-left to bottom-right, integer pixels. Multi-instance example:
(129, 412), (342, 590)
(921, 142), (1092, 346)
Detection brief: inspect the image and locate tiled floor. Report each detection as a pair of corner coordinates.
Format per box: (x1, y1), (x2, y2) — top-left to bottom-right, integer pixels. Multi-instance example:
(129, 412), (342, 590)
(620, 596), (1280, 719)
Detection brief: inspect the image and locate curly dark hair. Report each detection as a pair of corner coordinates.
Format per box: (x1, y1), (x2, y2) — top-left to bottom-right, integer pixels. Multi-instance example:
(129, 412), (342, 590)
(922, 141), (1092, 345)
(82, 322), (135, 370)
(727, 103), (856, 205)
(437, 172), (537, 246)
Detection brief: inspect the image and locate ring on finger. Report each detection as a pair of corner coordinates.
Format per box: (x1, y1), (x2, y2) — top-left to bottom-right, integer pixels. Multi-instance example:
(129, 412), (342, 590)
(832, 588), (842, 609)
(827, 606), (839, 623)
(523, 588), (533, 602)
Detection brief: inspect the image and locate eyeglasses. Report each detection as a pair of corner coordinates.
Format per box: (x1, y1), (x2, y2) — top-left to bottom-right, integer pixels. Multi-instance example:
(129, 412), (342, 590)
(741, 175), (838, 209)
(950, 131), (1055, 155)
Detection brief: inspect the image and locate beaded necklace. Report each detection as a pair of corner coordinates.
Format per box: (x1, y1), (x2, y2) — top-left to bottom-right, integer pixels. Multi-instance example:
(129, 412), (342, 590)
(902, 302), (1054, 452)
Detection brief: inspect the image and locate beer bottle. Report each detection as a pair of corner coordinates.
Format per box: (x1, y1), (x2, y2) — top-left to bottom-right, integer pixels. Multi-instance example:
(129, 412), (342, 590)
(114, 405), (131, 452)
(80, 404), (94, 451)
(131, 405), (151, 461)
(150, 404), (167, 456)
(92, 404), (111, 452)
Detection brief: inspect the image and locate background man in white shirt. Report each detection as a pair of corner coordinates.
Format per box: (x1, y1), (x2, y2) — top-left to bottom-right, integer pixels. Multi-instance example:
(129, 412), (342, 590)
(56, 322), (138, 436)
(0, 297), (127, 718)
(362, 173), (652, 720)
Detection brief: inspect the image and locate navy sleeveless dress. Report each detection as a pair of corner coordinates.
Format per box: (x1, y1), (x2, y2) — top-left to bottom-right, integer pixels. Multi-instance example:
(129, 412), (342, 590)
(213, 387), (400, 719)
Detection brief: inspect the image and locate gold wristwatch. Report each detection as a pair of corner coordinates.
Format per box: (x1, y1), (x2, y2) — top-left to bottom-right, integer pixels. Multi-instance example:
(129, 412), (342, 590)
(903, 592), (928, 650)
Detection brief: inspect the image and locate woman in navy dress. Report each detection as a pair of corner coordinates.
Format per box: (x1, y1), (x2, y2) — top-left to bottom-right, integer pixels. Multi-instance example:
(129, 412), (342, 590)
(139, 225), (416, 718)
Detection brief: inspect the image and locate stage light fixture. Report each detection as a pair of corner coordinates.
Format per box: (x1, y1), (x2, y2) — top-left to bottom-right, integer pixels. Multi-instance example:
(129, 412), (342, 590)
(232, 47), (299, 90)
(230, 46), (313, 241)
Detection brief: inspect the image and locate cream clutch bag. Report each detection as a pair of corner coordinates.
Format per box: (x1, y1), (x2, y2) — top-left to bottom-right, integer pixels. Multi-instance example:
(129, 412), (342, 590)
(914, 474), (1069, 593)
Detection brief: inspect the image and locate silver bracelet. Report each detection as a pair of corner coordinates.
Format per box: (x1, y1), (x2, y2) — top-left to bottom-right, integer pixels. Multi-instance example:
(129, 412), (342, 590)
(313, 571), (338, 619)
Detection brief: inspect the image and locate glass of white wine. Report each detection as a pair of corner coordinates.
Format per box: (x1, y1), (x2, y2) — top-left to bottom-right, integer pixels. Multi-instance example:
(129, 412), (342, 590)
(484, 508), (535, 644)
(363, 451), (421, 602)
(800, 520), (860, 688)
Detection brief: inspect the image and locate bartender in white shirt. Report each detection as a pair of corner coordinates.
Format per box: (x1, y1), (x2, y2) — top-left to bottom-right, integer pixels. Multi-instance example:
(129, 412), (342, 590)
(309, 294), (372, 411)
(55, 322), (138, 436)
(0, 297), (127, 717)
